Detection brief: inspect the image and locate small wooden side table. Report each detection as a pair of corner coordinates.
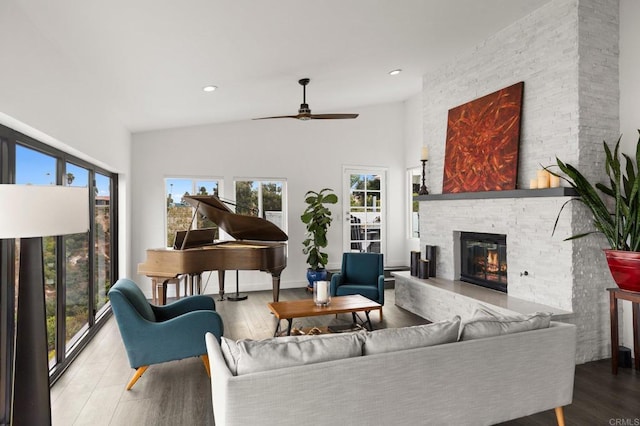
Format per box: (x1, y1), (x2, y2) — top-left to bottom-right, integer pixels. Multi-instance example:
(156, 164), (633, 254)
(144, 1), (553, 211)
(607, 288), (640, 374)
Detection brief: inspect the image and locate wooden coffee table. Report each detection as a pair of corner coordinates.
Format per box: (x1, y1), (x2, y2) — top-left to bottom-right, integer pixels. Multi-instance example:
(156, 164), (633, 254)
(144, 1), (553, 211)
(267, 294), (381, 336)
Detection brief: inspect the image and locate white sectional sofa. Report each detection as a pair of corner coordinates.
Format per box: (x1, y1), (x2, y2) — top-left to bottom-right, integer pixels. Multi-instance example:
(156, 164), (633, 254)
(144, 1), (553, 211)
(206, 312), (576, 426)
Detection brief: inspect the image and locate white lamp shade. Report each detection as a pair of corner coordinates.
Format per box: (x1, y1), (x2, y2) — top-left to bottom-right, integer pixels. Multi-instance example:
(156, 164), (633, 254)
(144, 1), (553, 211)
(0, 184), (90, 238)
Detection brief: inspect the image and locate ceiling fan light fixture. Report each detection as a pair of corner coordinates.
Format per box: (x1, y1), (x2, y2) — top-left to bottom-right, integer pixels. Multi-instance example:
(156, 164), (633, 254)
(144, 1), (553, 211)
(388, 69), (402, 76)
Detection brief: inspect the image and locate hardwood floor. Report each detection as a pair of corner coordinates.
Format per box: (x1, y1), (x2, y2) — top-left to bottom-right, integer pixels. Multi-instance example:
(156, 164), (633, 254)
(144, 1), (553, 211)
(51, 288), (639, 425)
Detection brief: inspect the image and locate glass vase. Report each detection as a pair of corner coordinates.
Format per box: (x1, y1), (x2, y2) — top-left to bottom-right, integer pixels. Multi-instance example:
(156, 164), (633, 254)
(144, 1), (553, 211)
(313, 280), (331, 306)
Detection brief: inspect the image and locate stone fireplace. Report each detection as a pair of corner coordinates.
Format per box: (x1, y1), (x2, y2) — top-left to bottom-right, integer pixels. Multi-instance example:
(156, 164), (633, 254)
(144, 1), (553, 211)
(397, 188), (614, 364)
(418, 192), (579, 310)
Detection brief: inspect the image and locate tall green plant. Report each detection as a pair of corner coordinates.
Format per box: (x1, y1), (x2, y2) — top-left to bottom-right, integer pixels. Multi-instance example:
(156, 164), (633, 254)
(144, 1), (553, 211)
(553, 131), (640, 251)
(301, 188), (338, 271)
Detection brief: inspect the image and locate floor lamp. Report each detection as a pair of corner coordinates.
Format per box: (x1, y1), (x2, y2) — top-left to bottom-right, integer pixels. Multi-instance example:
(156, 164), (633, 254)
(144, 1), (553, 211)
(0, 185), (89, 426)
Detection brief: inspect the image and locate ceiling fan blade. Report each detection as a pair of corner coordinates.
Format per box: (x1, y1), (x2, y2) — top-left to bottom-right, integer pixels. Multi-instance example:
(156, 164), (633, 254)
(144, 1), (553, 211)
(252, 115), (301, 120)
(309, 113), (359, 120)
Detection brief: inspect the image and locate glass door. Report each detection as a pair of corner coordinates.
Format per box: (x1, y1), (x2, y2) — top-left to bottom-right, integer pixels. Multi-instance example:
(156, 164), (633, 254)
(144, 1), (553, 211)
(94, 172), (112, 317)
(64, 162), (90, 353)
(343, 168), (386, 255)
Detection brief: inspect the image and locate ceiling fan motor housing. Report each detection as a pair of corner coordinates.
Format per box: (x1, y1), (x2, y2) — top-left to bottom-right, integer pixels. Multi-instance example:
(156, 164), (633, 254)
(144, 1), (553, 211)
(298, 103), (311, 114)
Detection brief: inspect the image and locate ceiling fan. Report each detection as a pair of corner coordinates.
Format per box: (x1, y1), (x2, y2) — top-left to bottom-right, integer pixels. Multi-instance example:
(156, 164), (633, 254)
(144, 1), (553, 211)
(254, 78), (359, 121)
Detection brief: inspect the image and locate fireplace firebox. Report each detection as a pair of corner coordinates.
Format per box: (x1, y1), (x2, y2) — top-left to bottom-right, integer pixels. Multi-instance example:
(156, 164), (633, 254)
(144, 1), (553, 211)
(460, 232), (507, 292)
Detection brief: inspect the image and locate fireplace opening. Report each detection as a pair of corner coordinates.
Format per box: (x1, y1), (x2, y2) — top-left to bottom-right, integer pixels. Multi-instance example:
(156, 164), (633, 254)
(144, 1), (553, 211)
(460, 232), (507, 293)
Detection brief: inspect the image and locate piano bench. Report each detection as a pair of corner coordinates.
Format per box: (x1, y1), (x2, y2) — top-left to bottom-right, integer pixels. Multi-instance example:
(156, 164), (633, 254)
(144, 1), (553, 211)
(151, 275), (186, 305)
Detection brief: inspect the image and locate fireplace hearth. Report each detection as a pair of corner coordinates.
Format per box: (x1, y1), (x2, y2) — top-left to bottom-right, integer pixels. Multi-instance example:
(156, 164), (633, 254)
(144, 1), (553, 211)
(460, 232), (507, 292)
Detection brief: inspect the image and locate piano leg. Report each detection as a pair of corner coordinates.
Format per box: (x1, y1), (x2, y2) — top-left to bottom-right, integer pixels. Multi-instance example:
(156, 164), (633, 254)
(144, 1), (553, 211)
(218, 270), (226, 301)
(271, 270), (283, 302)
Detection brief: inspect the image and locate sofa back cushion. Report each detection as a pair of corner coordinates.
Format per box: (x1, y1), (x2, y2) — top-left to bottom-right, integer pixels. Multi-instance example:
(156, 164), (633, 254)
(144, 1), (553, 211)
(221, 332), (366, 376)
(363, 317), (460, 356)
(459, 306), (551, 341)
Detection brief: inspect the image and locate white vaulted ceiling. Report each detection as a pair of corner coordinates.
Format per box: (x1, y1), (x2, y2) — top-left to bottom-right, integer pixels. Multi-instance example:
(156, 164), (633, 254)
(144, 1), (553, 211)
(13, 0), (550, 132)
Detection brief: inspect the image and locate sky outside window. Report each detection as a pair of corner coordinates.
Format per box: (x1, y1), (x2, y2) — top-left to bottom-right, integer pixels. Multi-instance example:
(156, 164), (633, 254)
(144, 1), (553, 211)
(16, 145), (56, 185)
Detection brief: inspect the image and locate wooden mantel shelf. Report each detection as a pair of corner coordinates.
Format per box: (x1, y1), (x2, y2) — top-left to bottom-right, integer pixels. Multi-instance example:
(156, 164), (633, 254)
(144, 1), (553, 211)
(414, 187), (577, 201)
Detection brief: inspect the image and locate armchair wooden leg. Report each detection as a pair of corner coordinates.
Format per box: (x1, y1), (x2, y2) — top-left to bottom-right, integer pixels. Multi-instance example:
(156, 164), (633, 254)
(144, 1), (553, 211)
(554, 406), (565, 426)
(379, 307), (383, 322)
(126, 366), (149, 390)
(201, 355), (211, 377)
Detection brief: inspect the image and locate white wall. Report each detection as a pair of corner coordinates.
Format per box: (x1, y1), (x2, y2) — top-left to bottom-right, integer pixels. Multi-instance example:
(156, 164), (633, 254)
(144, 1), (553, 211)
(0, 1), (132, 277)
(0, 2), (130, 171)
(618, 0), (640, 351)
(403, 94), (423, 255)
(131, 102), (406, 296)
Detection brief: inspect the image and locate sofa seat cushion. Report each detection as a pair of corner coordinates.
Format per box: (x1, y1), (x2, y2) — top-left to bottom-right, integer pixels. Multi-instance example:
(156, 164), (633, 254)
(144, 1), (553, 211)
(221, 332), (366, 376)
(459, 305), (552, 341)
(363, 316), (460, 355)
(334, 284), (379, 301)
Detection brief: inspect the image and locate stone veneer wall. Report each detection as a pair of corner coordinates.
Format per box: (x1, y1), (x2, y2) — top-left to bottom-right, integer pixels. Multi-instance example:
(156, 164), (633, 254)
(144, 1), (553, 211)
(419, 0), (619, 363)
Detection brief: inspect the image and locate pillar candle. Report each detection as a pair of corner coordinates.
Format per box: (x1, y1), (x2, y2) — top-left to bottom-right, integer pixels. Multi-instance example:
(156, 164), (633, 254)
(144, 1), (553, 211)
(316, 281), (328, 303)
(537, 170), (550, 189)
(421, 147), (429, 161)
(549, 174), (560, 188)
(529, 178), (538, 189)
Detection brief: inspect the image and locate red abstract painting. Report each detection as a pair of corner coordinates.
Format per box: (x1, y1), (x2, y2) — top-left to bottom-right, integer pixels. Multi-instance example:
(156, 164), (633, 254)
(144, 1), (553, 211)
(442, 82), (524, 193)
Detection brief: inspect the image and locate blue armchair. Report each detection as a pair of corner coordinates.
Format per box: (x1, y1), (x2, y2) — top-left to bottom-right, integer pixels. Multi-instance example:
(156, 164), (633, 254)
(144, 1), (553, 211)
(330, 252), (385, 321)
(108, 278), (224, 390)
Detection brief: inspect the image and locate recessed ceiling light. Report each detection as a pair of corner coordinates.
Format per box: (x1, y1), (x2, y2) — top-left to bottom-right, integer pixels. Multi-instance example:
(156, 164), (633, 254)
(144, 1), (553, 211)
(203, 85), (217, 92)
(388, 69), (402, 76)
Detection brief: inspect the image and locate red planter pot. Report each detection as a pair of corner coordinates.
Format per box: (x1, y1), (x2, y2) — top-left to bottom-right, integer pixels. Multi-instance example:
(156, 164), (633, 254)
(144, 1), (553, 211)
(604, 249), (640, 293)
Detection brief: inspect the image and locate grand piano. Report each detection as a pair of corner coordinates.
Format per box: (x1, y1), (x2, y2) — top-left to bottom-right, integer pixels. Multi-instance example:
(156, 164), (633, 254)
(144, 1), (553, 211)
(137, 195), (288, 304)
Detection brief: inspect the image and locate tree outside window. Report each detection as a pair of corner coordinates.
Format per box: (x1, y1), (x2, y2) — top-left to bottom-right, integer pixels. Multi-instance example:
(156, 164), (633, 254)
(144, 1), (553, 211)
(234, 180), (286, 231)
(165, 178), (220, 247)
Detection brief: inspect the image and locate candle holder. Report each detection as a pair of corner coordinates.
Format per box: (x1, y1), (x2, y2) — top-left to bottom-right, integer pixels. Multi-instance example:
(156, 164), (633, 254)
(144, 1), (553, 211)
(313, 280), (331, 306)
(418, 159), (429, 195)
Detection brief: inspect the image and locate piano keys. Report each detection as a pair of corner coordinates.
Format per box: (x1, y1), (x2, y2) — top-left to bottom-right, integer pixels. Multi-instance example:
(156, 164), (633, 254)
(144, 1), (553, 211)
(137, 195), (287, 304)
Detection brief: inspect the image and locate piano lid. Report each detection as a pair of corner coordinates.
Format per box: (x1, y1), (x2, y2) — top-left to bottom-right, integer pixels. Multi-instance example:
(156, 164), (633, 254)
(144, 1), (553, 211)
(183, 195), (288, 242)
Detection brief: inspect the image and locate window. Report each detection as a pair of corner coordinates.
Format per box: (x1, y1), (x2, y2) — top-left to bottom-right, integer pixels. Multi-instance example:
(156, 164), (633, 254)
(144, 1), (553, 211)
(15, 146), (58, 364)
(63, 162), (90, 353)
(408, 167), (421, 239)
(234, 179), (286, 232)
(0, 124), (118, 423)
(165, 178), (221, 247)
(94, 172), (112, 316)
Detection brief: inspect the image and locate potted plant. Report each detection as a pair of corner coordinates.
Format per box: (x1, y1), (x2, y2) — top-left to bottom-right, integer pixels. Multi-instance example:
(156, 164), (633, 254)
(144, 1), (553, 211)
(553, 130), (640, 292)
(301, 188), (338, 289)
